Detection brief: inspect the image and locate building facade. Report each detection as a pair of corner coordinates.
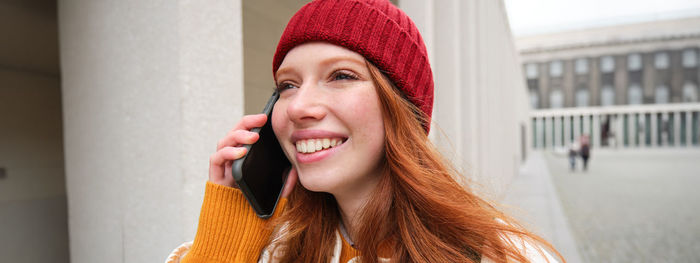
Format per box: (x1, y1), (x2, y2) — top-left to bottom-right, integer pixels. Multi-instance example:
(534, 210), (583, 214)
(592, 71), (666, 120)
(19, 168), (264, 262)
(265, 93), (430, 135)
(518, 17), (700, 149)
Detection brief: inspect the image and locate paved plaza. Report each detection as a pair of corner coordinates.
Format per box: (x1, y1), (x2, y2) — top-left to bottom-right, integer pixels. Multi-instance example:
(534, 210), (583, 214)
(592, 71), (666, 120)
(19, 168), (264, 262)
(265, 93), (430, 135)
(544, 149), (700, 263)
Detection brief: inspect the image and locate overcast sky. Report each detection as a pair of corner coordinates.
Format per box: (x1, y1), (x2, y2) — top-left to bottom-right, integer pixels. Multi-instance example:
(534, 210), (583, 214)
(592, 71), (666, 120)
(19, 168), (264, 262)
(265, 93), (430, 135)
(504, 0), (700, 36)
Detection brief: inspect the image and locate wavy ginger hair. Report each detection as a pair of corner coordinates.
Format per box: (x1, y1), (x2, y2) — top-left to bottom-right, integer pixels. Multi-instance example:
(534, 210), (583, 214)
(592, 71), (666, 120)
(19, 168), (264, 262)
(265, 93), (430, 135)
(270, 61), (564, 263)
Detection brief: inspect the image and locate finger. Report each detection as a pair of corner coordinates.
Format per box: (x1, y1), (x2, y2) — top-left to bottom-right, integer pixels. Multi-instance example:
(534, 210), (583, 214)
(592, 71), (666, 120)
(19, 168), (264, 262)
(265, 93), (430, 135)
(210, 147), (247, 167)
(232, 114), (267, 131)
(281, 167), (298, 198)
(217, 130), (260, 150)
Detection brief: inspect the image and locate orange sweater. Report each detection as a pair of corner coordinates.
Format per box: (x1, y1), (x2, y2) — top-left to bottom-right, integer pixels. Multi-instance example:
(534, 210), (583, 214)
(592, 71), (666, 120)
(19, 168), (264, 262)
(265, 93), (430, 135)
(180, 182), (360, 263)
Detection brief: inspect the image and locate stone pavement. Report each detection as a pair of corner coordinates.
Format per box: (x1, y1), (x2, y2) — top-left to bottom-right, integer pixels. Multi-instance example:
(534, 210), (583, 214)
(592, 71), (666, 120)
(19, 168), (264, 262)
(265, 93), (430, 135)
(501, 151), (583, 263)
(544, 149), (700, 263)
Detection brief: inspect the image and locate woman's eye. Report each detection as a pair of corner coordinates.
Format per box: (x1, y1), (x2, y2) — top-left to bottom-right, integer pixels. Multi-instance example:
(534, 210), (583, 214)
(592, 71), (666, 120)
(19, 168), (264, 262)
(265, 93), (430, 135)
(332, 71), (358, 81)
(276, 82), (296, 92)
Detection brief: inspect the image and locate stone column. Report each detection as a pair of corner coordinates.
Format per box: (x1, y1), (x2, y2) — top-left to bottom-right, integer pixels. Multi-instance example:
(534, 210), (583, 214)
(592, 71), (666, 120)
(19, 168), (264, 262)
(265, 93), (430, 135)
(688, 111), (694, 147)
(651, 112), (658, 147)
(564, 115), (571, 146)
(59, 1), (244, 262)
(554, 116), (562, 148)
(616, 113), (624, 148)
(582, 114), (590, 138)
(573, 115), (581, 144)
(674, 111), (681, 147)
(545, 117), (552, 149)
(639, 113), (647, 148)
(628, 113), (636, 147)
(593, 114), (601, 148)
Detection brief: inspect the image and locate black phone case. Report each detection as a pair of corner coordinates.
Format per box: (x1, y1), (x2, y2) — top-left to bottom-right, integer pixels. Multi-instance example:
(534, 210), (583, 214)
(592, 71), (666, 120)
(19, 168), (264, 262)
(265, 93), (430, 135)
(232, 91), (290, 218)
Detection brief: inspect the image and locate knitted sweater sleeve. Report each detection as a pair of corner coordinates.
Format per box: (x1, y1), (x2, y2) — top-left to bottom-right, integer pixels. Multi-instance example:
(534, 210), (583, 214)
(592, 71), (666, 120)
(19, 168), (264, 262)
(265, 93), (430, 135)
(178, 181), (288, 263)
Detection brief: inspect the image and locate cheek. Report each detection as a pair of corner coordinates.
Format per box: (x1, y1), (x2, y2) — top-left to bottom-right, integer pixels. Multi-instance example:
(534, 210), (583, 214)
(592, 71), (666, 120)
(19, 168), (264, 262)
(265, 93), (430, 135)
(271, 102), (288, 140)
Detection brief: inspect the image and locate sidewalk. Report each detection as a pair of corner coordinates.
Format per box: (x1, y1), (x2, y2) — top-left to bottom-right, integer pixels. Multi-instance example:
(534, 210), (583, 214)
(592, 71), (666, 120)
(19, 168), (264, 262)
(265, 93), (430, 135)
(501, 151), (583, 263)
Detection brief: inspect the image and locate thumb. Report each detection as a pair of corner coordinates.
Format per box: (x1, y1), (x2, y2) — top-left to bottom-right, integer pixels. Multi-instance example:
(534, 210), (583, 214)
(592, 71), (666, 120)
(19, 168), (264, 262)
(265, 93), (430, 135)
(281, 167), (298, 198)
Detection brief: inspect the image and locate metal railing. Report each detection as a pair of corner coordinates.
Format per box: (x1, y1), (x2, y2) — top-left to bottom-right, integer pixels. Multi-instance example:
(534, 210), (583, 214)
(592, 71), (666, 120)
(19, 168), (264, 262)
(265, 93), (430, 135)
(530, 103), (700, 149)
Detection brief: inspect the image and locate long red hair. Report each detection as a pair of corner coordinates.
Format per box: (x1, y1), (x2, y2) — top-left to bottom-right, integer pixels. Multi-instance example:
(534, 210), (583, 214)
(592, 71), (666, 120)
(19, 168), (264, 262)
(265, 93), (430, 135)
(270, 61), (564, 263)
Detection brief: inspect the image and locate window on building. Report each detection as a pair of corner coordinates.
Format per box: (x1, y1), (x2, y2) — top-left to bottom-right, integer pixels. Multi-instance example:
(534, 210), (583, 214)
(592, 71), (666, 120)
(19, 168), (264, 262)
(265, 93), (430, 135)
(529, 89), (540, 109)
(628, 53), (642, 71)
(600, 55), (615, 73)
(526, 63), (538, 79)
(655, 85), (670, 104)
(549, 60), (563, 77)
(682, 49), (697, 68)
(575, 89), (589, 107)
(575, 58), (588, 74)
(683, 82), (698, 102)
(601, 85), (615, 106)
(628, 84), (643, 105)
(655, 52), (669, 69)
(550, 89), (563, 108)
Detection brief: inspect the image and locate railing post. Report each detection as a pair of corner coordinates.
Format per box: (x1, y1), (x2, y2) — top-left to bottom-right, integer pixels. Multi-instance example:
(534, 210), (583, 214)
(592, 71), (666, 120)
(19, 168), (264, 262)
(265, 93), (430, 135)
(628, 112), (635, 147)
(674, 111), (681, 147)
(593, 114), (601, 149)
(542, 117), (552, 149)
(573, 114), (580, 145)
(686, 111), (692, 147)
(616, 113), (624, 149)
(564, 115), (571, 147)
(651, 111), (658, 147)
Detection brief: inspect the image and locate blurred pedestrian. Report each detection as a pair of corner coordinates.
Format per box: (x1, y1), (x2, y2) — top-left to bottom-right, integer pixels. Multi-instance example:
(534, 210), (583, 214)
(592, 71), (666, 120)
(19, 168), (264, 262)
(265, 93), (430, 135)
(568, 141), (579, 171)
(579, 135), (591, 171)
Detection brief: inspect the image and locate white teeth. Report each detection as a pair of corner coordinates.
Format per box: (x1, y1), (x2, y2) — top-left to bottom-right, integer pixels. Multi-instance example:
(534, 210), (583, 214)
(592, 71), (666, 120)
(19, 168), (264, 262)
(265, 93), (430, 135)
(315, 139), (322, 151)
(295, 138), (344, 153)
(306, 140), (315, 153)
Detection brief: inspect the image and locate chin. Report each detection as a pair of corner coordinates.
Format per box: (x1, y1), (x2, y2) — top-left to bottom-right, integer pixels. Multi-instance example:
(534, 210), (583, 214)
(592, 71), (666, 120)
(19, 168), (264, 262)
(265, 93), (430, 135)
(296, 170), (341, 193)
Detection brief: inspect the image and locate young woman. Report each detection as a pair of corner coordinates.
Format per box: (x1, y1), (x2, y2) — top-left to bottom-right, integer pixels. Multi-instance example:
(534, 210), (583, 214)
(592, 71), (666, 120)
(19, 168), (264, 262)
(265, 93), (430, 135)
(167, 0), (563, 262)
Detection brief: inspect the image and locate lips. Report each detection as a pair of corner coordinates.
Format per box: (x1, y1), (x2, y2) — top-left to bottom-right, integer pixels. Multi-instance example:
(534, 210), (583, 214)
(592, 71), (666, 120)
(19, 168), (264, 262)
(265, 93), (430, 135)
(291, 129), (348, 163)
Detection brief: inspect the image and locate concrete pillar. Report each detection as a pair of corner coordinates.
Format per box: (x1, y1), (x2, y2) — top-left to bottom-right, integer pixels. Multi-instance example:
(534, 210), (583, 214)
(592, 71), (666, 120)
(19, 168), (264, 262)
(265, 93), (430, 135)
(573, 114), (581, 144)
(582, 114), (590, 138)
(554, 116), (562, 148)
(59, 1), (244, 262)
(564, 115), (571, 146)
(616, 113), (624, 148)
(628, 113), (635, 147)
(639, 113), (647, 148)
(674, 111), (681, 147)
(542, 117), (554, 149)
(687, 111), (693, 147)
(593, 114), (601, 148)
(651, 112), (658, 147)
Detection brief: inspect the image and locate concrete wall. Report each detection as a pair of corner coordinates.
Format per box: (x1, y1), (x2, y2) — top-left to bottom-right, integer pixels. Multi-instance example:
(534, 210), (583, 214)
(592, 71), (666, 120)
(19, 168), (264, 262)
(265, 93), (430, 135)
(401, 0), (530, 198)
(242, 0), (307, 115)
(0, 1), (68, 262)
(59, 0), (244, 262)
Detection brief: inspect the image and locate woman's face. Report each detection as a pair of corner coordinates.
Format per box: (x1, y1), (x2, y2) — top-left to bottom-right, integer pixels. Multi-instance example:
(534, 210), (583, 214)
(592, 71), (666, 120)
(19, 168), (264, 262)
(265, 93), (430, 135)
(272, 42), (386, 197)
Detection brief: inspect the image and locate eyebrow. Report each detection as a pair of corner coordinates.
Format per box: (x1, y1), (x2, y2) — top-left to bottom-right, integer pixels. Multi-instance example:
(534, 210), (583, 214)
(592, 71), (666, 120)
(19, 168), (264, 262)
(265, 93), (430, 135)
(276, 56), (366, 79)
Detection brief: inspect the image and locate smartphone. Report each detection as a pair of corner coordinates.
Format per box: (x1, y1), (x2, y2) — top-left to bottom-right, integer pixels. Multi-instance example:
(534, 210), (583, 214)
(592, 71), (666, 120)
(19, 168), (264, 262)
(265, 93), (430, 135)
(232, 91), (291, 218)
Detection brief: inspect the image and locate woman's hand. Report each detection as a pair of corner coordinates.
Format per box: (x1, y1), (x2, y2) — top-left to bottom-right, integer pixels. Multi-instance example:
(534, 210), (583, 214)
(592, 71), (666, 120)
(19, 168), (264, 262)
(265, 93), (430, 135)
(208, 113), (297, 198)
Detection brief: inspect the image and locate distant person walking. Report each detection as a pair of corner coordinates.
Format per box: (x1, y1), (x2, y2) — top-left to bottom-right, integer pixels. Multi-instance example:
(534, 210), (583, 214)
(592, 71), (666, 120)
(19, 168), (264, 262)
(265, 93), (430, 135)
(569, 141), (579, 171)
(579, 135), (591, 171)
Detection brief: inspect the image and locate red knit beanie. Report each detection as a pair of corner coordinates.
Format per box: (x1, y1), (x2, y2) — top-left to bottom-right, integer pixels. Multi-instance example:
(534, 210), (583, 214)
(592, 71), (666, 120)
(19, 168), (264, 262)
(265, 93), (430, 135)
(272, 0), (434, 132)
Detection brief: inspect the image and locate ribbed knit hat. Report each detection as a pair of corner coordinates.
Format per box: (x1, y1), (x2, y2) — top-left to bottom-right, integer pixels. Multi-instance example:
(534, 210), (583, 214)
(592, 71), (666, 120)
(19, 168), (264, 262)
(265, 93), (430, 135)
(272, 0), (434, 132)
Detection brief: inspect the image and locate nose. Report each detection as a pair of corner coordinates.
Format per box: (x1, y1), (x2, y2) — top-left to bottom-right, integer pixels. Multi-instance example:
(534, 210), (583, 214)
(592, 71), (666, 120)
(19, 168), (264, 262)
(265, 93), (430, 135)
(285, 82), (327, 125)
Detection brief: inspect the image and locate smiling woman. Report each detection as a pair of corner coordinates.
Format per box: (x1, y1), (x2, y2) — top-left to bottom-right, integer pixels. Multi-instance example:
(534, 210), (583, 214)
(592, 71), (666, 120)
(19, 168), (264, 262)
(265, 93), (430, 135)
(168, 0), (563, 263)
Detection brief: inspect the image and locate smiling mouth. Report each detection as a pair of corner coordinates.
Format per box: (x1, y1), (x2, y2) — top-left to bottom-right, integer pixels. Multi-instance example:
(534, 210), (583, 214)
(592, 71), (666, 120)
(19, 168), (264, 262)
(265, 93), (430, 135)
(295, 138), (347, 154)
